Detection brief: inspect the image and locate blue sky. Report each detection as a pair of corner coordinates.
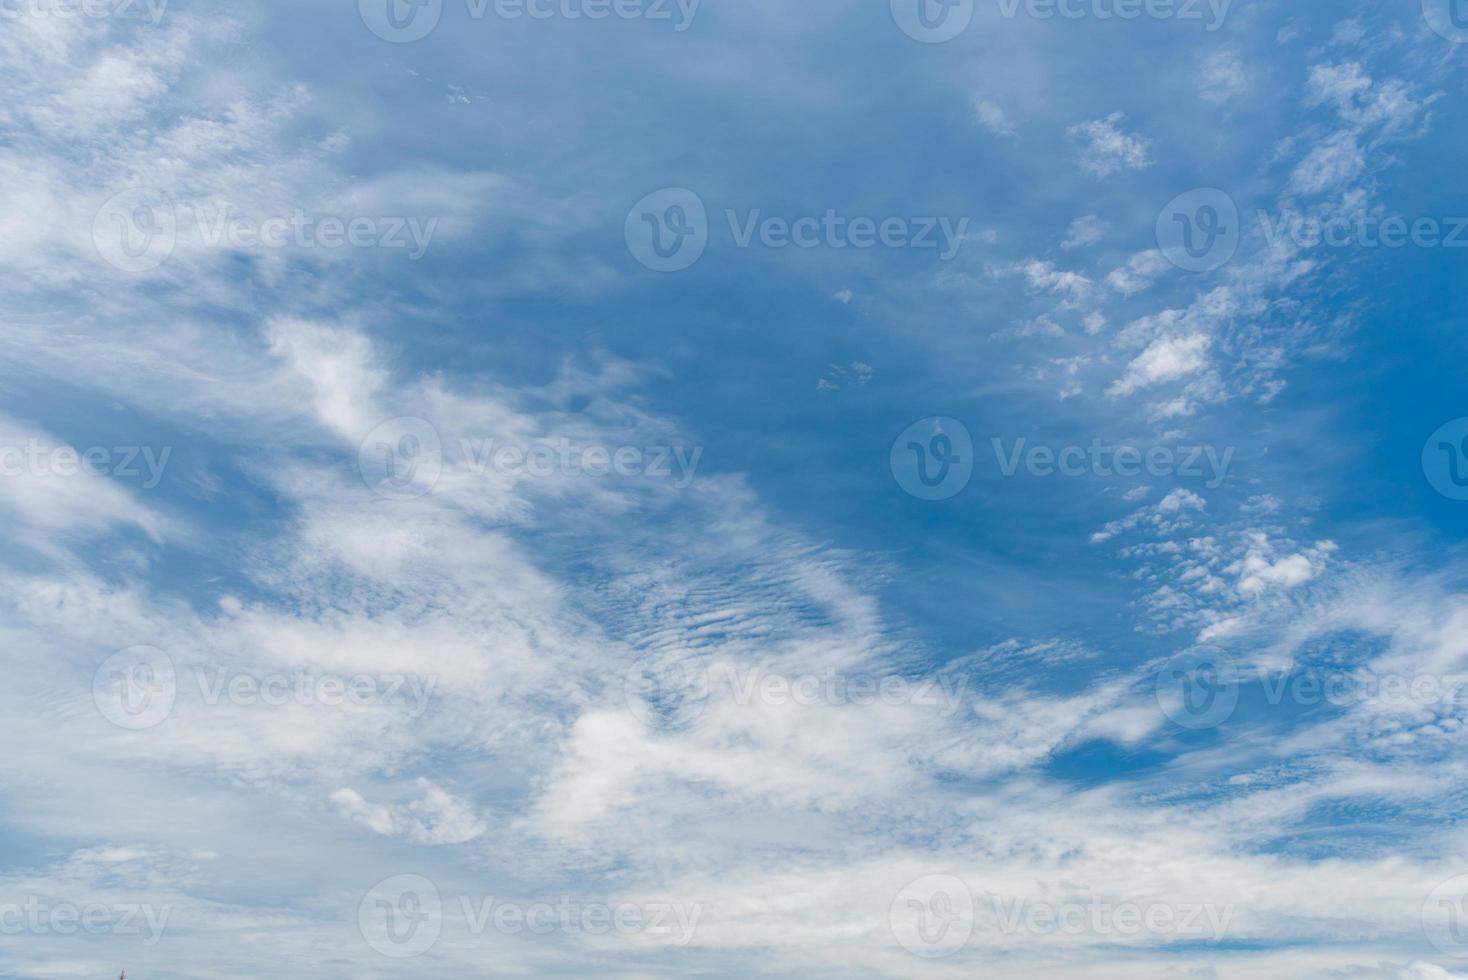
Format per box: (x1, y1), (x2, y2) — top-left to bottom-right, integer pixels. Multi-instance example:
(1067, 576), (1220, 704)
(3, 0), (1468, 977)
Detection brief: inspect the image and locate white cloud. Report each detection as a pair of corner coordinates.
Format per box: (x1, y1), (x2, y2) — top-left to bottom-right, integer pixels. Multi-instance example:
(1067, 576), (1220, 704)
(1002, 259), (1095, 304)
(1229, 536), (1336, 597)
(0, 8), (1462, 980)
(1289, 130), (1365, 195)
(1069, 112), (1151, 178)
(331, 780), (486, 844)
(1199, 50), (1248, 104)
(1400, 964), (1468, 979)
(1062, 214), (1109, 249)
(974, 97), (1016, 137)
(1106, 249), (1171, 296)
(0, 414), (169, 553)
(1109, 334), (1210, 397)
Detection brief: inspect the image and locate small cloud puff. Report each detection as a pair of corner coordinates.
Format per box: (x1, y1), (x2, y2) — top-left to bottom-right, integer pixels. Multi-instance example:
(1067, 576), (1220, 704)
(1106, 250), (1171, 296)
(1199, 51), (1248, 104)
(331, 779), (486, 845)
(1109, 334), (1210, 397)
(818, 362), (875, 391)
(1062, 214), (1109, 249)
(974, 97), (1016, 137)
(1070, 112), (1152, 178)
